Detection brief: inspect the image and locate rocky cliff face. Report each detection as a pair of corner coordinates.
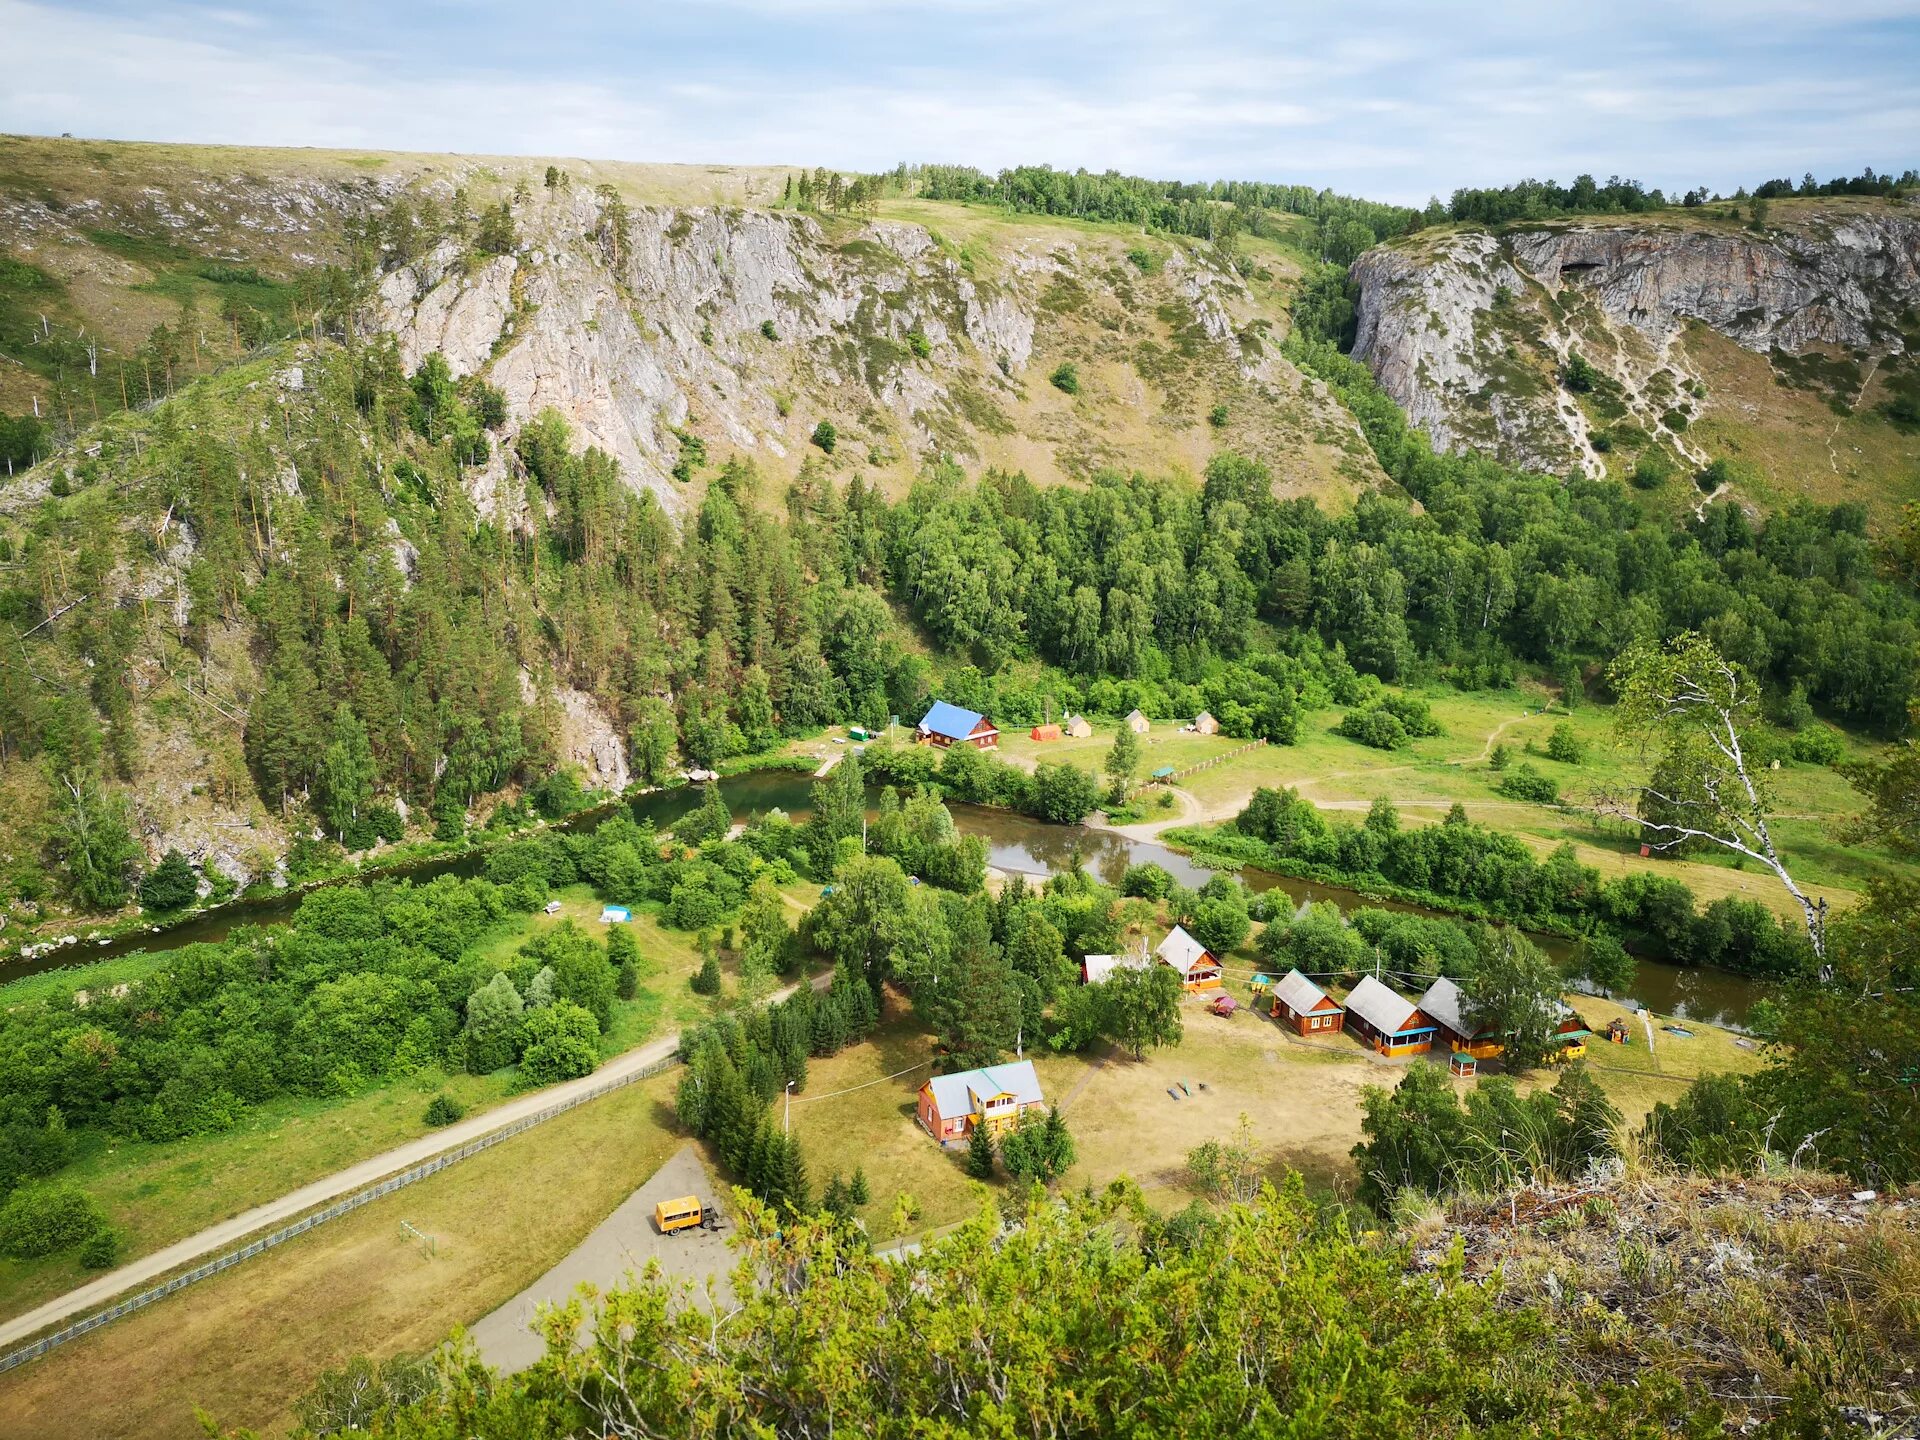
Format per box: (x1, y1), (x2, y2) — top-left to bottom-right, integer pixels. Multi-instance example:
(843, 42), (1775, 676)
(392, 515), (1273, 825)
(1, 141), (1387, 909)
(368, 183), (1371, 518)
(1351, 202), (1920, 477)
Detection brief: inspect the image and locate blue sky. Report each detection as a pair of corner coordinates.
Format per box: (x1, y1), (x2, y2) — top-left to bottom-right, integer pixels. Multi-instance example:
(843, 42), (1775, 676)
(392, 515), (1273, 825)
(5, 0), (1917, 204)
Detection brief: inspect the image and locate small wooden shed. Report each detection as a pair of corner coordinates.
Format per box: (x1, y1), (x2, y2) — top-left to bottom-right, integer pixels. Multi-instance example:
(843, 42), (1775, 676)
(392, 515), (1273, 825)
(1062, 714), (1094, 738)
(1124, 709), (1150, 735)
(1193, 711), (1220, 735)
(1082, 949), (1150, 985)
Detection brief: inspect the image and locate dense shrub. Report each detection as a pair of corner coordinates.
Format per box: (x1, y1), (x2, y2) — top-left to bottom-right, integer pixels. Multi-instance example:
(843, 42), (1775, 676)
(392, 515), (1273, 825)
(423, 1094), (466, 1127)
(517, 1002), (600, 1085)
(1496, 763), (1562, 805)
(1334, 708), (1409, 751)
(0, 1184), (109, 1258)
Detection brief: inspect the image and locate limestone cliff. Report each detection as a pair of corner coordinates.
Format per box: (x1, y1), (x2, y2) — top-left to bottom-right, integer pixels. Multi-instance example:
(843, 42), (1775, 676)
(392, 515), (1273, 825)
(1350, 200), (1920, 486)
(366, 184), (1379, 518)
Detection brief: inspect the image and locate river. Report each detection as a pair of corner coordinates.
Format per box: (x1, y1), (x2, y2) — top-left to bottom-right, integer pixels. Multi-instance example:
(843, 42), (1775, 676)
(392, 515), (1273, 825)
(3, 767), (1769, 1026)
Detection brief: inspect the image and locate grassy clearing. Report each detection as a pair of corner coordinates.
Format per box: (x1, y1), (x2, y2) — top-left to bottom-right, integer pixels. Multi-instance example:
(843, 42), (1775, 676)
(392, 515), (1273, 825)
(0, 1071), (686, 1440)
(0, 882), (773, 1323)
(0, 974), (1764, 1436)
(1681, 324), (1920, 528)
(793, 977), (1764, 1246)
(1099, 689), (1899, 914)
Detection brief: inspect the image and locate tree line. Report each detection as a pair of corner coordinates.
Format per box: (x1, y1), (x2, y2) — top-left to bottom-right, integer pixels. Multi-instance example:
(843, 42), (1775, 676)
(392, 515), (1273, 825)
(1206, 785), (1815, 976)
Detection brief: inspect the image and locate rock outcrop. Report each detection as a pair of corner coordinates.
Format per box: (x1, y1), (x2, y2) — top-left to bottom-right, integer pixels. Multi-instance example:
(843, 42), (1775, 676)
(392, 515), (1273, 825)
(1351, 203), (1920, 475)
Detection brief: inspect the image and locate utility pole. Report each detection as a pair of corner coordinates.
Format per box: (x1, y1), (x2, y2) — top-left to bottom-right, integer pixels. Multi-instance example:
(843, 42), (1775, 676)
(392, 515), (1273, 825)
(785, 1080), (794, 1134)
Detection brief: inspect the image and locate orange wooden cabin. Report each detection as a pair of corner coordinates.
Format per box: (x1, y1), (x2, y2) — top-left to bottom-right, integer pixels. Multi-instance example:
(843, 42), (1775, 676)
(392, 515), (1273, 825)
(1341, 976), (1438, 1056)
(916, 1061), (1045, 1146)
(1030, 723), (1063, 742)
(1269, 969), (1345, 1036)
(1155, 926), (1222, 990)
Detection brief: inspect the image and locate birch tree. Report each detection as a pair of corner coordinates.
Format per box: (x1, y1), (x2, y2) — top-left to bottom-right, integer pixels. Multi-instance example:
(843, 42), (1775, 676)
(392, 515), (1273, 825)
(1605, 632), (1826, 959)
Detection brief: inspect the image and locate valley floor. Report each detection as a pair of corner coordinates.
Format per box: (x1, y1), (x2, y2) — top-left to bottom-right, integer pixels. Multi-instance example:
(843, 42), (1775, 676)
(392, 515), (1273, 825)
(0, 970), (1763, 1439)
(986, 686), (1898, 914)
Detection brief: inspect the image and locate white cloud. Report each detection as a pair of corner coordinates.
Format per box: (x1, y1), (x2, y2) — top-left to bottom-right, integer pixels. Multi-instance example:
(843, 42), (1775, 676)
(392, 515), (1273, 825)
(0, 0), (1913, 204)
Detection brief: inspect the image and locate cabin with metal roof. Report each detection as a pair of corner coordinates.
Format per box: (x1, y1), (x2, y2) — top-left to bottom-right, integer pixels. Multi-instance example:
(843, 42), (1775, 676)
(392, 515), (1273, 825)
(1062, 714), (1094, 738)
(1123, 708), (1150, 734)
(916, 1060), (1045, 1146)
(1341, 975), (1437, 1056)
(915, 701), (999, 750)
(1418, 976), (1505, 1059)
(1270, 968), (1344, 1036)
(1082, 949), (1152, 985)
(1155, 925), (1222, 990)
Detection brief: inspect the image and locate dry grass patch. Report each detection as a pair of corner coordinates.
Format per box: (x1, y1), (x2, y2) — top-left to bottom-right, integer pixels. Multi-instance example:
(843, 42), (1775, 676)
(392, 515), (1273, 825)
(0, 1073), (685, 1440)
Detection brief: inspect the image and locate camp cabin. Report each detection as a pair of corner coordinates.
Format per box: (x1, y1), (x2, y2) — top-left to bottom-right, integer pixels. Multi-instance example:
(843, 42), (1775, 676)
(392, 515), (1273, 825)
(1418, 977), (1504, 1059)
(1062, 714), (1094, 738)
(1342, 975), (1437, 1056)
(916, 1060), (1045, 1145)
(1155, 925), (1222, 990)
(1192, 711), (1219, 735)
(915, 701), (999, 750)
(1123, 709), (1151, 735)
(1082, 949), (1150, 985)
(1270, 968), (1344, 1036)
(1029, 722), (1063, 742)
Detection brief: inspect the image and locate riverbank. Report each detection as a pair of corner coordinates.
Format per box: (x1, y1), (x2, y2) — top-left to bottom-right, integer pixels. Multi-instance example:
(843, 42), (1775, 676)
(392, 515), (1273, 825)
(1, 753), (834, 984)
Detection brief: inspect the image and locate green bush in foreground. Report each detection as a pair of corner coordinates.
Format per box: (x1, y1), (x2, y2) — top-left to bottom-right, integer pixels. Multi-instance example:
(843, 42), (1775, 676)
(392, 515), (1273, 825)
(270, 1184), (1725, 1439)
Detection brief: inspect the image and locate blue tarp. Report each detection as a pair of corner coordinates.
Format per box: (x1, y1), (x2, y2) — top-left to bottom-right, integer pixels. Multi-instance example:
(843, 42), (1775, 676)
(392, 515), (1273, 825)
(918, 701), (986, 740)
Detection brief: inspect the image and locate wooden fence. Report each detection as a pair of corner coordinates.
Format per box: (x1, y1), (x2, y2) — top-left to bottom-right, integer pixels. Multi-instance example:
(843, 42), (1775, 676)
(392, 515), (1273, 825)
(0, 1052), (683, 1375)
(1144, 738), (1268, 786)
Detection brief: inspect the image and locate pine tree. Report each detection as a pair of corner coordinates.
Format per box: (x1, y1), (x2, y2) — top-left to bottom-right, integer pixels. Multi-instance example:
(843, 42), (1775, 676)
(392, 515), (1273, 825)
(690, 945), (722, 996)
(778, 1133), (810, 1215)
(849, 1165), (871, 1206)
(823, 1173), (850, 1219)
(809, 994), (845, 1056)
(744, 1120), (774, 1197)
(1042, 1106), (1077, 1178)
(966, 1120), (996, 1180)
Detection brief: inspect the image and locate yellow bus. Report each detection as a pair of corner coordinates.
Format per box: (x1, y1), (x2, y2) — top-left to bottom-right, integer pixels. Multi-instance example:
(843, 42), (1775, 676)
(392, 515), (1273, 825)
(654, 1195), (703, 1234)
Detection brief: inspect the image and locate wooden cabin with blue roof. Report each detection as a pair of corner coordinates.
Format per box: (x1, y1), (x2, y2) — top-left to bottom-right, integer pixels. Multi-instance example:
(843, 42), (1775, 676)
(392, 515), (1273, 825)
(915, 701), (999, 750)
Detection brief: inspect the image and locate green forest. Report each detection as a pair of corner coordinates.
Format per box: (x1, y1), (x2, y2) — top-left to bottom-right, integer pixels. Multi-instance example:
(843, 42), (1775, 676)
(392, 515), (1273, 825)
(4, 315), (1915, 916)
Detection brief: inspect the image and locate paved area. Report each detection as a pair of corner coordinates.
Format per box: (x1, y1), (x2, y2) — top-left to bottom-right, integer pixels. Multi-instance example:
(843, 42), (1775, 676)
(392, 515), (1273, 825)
(469, 1144), (734, 1373)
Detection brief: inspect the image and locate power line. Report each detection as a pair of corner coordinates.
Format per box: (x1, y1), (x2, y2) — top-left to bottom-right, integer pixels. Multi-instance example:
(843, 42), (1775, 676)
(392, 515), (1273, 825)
(790, 1059), (934, 1105)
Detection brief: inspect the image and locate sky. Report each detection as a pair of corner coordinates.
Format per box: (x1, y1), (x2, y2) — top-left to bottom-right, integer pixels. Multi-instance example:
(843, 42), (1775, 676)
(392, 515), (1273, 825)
(4, 0), (1918, 205)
